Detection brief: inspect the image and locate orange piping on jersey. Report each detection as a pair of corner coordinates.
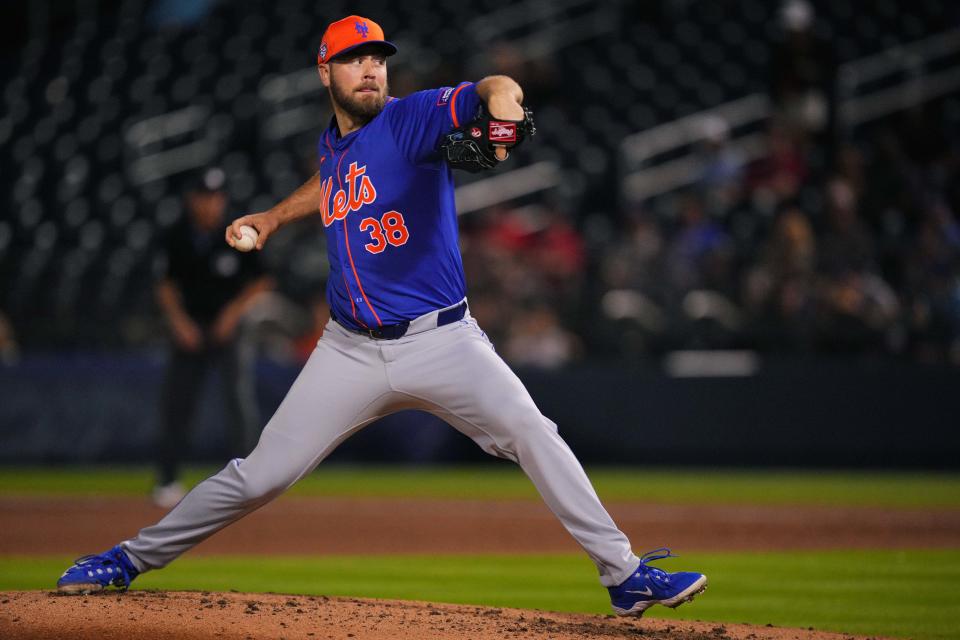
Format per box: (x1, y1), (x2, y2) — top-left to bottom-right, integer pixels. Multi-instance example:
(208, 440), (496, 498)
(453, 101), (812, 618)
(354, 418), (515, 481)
(327, 133), (383, 327)
(341, 271), (368, 329)
(325, 134), (372, 329)
(342, 218), (382, 326)
(449, 83), (470, 128)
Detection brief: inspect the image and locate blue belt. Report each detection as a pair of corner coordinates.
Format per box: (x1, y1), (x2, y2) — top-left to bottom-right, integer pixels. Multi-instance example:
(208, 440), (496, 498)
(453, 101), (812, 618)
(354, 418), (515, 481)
(333, 301), (467, 340)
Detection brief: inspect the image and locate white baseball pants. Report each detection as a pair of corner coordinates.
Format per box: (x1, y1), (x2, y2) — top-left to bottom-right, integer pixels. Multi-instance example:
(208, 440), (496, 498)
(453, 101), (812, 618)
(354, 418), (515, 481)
(123, 306), (641, 587)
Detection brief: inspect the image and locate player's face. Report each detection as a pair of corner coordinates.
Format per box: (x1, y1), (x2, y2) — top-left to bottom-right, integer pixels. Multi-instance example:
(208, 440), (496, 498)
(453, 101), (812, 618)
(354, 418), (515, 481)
(323, 49), (389, 124)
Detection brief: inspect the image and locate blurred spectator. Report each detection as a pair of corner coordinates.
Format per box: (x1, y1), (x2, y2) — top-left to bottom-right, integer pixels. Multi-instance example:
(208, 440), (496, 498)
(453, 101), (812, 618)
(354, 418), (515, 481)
(814, 176), (899, 353)
(595, 209), (668, 357)
(152, 168), (272, 508)
(459, 205), (586, 354)
(743, 207), (818, 351)
(600, 208), (665, 296)
(904, 201), (960, 363)
(482, 205), (536, 255)
(770, 0), (836, 144)
(815, 270), (899, 354)
(747, 123), (808, 211)
(504, 301), (581, 369)
(696, 116), (746, 216)
(818, 177), (876, 274)
(0, 312), (19, 365)
(529, 207), (587, 300)
(665, 194), (735, 296)
(833, 143), (866, 198)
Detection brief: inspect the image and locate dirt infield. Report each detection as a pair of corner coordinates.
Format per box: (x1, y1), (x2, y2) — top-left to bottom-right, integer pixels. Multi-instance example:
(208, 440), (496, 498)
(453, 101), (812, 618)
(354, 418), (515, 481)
(3, 495), (958, 556)
(0, 590), (887, 640)
(2, 495), (948, 639)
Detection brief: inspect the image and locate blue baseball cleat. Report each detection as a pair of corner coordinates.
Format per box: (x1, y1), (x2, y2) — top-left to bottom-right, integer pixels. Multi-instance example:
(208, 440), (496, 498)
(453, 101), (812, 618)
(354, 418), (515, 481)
(57, 545), (140, 594)
(608, 548), (707, 616)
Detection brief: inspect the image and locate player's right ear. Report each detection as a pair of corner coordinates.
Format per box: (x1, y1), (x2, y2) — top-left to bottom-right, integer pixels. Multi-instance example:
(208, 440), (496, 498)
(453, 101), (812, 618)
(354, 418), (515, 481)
(317, 63), (330, 88)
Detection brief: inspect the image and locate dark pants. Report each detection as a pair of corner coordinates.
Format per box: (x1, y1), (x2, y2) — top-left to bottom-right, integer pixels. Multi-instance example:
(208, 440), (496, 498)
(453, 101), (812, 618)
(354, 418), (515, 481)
(157, 340), (259, 485)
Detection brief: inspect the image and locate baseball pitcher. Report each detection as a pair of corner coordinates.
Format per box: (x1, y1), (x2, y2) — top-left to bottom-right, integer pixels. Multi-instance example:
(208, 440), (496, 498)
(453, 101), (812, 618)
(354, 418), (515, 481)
(57, 15), (706, 617)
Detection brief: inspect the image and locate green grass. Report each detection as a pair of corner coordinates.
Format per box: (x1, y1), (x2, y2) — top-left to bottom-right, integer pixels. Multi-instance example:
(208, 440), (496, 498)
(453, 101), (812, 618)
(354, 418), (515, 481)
(1, 464), (959, 507)
(2, 550), (958, 639)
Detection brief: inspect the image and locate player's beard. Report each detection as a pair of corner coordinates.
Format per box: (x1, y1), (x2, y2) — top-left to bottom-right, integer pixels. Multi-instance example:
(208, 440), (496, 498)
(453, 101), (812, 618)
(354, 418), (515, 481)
(329, 75), (388, 125)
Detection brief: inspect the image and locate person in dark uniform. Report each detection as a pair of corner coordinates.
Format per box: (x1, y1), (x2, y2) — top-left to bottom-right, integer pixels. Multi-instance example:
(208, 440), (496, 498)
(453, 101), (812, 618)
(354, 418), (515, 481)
(153, 167), (272, 507)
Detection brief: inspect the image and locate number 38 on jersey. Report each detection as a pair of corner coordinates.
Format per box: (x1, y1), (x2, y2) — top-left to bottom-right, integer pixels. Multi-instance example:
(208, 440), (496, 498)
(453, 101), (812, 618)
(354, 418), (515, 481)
(320, 161), (411, 255)
(359, 211), (409, 254)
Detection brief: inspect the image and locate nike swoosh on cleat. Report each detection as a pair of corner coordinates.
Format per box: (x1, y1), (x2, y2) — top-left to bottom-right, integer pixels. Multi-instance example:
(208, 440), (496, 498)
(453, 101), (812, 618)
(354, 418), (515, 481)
(625, 587), (654, 596)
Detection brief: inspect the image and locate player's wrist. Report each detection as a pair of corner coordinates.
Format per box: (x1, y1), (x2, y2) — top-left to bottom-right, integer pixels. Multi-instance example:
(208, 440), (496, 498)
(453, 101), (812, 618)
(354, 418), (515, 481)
(485, 94), (524, 121)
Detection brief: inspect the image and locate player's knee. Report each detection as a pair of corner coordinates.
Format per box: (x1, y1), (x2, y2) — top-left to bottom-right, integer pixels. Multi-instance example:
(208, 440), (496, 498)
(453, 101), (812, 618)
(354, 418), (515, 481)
(501, 412), (559, 456)
(538, 415), (560, 435)
(520, 410), (558, 436)
(239, 476), (287, 503)
(230, 460), (291, 503)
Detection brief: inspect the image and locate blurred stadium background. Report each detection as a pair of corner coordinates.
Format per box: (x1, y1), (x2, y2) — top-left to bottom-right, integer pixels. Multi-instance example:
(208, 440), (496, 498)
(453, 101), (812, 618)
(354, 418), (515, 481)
(1, 0), (958, 469)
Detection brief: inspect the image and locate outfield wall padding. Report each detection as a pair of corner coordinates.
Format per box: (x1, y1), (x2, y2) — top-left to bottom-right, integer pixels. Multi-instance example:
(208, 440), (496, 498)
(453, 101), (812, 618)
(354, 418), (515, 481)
(1, 354), (956, 468)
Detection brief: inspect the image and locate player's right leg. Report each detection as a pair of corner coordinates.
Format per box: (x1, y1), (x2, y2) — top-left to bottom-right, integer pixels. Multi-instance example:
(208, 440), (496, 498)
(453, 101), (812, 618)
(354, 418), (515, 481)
(57, 321), (395, 594)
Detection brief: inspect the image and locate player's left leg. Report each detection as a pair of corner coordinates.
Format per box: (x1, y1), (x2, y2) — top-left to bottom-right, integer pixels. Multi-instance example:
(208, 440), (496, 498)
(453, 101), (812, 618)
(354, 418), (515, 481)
(386, 312), (706, 614)
(386, 314), (637, 586)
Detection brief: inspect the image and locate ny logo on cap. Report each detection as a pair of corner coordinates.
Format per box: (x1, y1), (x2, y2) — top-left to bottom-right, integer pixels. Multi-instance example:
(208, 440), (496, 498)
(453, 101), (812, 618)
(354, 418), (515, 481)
(354, 20), (369, 38)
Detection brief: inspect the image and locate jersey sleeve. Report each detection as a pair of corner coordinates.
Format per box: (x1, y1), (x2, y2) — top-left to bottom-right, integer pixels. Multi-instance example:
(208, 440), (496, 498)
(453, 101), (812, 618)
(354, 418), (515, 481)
(386, 82), (481, 164)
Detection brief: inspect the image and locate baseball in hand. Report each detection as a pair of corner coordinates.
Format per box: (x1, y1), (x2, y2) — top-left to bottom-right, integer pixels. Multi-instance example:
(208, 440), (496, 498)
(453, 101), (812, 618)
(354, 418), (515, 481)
(234, 225), (258, 252)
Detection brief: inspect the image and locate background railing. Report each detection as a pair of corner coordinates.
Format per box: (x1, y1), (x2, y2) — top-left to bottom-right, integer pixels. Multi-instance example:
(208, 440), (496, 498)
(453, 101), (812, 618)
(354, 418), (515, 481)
(618, 27), (960, 204)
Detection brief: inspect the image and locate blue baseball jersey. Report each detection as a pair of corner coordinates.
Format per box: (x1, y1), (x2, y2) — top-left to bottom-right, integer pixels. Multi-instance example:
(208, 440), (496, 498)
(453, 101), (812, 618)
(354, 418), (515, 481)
(318, 82), (481, 330)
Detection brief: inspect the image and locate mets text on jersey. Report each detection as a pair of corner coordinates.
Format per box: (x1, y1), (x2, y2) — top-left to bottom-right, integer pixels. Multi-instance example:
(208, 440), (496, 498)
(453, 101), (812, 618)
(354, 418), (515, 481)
(320, 161), (410, 255)
(320, 161), (377, 227)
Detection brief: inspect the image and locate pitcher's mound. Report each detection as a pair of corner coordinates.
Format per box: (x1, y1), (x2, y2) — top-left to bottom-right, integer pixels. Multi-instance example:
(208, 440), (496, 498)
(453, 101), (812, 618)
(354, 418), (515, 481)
(0, 590), (880, 640)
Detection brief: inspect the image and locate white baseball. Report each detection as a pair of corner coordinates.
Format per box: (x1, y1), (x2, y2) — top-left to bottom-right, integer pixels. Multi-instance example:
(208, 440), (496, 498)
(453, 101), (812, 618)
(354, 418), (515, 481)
(234, 225), (258, 252)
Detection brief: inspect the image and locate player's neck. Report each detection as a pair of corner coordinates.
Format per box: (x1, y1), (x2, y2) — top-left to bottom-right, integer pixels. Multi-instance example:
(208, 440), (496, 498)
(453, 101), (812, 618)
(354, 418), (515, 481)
(332, 105), (367, 138)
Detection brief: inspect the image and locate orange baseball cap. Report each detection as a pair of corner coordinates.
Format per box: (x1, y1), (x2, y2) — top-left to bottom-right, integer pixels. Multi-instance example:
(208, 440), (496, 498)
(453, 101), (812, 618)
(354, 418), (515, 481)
(317, 15), (398, 64)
